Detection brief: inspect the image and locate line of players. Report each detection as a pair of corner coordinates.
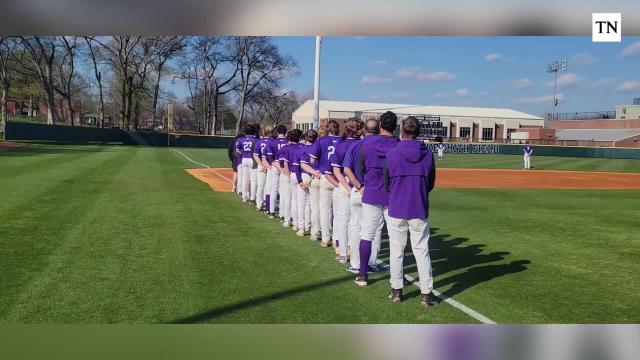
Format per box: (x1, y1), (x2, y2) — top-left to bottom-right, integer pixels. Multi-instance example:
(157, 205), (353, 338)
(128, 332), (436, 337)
(230, 112), (437, 306)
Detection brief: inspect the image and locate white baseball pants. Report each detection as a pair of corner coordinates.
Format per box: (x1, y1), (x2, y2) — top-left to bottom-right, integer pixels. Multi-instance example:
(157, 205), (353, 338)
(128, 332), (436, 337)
(350, 193), (384, 269)
(250, 167), (258, 201)
(256, 167), (267, 209)
(297, 174), (312, 231)
(279, 173), (290, 221)
(269, 168), (280, 214)
(524, 154), (531, 169)
(332, 185), (351, 257)
(289, 174), (298, 227)
(308, 176), (321, 239)
(319, 175), (335, 243)
(240, 158), (254, 201)
(387, 216), (433, 294)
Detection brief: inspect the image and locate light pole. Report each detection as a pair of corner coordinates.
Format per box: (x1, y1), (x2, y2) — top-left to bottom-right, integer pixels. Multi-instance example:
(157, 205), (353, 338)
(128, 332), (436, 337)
(312, 36), (321, 131)
(547, 59), (567, 124)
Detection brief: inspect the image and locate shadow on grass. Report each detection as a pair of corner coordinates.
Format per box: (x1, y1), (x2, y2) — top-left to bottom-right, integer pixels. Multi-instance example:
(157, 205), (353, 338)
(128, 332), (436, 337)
(0, 143), (122, 157)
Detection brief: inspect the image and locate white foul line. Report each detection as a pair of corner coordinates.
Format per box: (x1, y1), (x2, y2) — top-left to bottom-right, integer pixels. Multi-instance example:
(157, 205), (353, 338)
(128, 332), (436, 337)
(173, 148), (210, 168)
(174, 146), (496, 324)
(375, 259), (496, 324)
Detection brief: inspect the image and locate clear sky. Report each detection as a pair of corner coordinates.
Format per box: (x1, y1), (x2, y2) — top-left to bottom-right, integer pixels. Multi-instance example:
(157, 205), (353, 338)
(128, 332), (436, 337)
(173, 36), (640, 117)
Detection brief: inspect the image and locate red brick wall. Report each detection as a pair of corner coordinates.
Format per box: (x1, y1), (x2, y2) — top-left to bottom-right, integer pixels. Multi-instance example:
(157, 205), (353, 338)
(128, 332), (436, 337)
(549, 119), (640, 129)
(516, 128), (557, 139)
(614, 135), (640, 147)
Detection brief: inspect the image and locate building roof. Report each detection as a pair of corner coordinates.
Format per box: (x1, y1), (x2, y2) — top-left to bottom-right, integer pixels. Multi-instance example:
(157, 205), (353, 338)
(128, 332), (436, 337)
(555, 129), (640, 141)
(292, 100), (544, 120)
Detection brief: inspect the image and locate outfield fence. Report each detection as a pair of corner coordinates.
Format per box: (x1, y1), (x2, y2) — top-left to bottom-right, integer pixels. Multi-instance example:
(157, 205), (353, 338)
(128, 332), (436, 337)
(5, 122), (234, 148)
(425, 142), (640, 159)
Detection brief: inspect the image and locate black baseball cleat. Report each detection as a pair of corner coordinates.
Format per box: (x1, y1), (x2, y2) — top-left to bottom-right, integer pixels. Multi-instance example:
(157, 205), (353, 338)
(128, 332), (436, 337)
(388, 288), (402, 303)
(354, 276), (368, 287)
(420, 292), (437, 308)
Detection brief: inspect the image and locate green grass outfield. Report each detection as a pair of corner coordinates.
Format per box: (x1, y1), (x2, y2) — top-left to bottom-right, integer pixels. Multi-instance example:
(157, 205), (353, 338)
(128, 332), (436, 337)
(1, 144), (639, 323)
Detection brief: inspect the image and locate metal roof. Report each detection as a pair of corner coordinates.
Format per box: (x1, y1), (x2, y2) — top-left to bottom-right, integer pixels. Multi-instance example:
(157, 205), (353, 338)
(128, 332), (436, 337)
(292, 100), (544, 120)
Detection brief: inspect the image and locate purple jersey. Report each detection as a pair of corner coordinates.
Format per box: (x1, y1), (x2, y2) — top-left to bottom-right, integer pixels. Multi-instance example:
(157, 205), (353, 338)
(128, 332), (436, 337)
(331, 137), (360, 176)
(436, 143), (446, 151)
(342, 140), (363, 183)
(385, 140), (435, 220)
(236, 135), (257, 159)
(253, 137), (270, 159)
(298, 143), (316, 174)
(279, 143), (292, 168)
(268, 137), (289, 164)
(523, 145), (533, 155)
(359, 135), (398, 206)
(286, 143), (304, 183)
(309, 135), (343, 175)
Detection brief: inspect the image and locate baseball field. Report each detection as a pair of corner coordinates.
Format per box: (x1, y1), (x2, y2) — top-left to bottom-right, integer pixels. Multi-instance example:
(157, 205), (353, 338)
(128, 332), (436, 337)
(1, 143), (639, 323)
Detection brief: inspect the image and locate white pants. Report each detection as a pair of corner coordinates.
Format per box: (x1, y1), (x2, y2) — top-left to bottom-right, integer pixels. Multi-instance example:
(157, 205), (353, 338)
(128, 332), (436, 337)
(250, 168), (258, 201)
(297, 174), (312, 230)
(240, 158), (255, 201)
(352, 198), (384, 269)
(236, 162), (243, 195)
(332, 185), (351, 257)
(437, 149), (443, 160)
(264, 167), (271, 196)
(387, 216), (433, 294)
(309, 176), (321, 238)
(289, 174), (298, 226)
(524, 154), (531, 169)
(269, 167), (281, 214)
(319, 175), (335, 242)
(256, 167), (267, 209)
(279, 173), (290, 220)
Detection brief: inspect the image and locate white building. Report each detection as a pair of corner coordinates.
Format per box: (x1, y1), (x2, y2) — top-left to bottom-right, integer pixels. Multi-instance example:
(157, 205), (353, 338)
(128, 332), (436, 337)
(292, 100), (544, 141)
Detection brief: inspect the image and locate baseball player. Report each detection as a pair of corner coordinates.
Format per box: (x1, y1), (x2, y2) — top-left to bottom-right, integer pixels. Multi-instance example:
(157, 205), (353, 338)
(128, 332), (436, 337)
(343, 118), (384, 274)
(253, 125), (273, 211)
(384, 116), (436, 307)
(248, 124), (260, 203)
(295, 130), (318, 237)
(523, 141), (533, 169)
(330, 118), (364, 264)
(300, 138), (322, 241)
(233, 131), (245, 196)
(278, 134), (293, 226)
(285, 129), (303, 231)
(266, 125), (289, 218)
(436, 141), (445, 160)
(229, 131), (243, 193)
(308, 120), (343, 248)
(354, 111), (399, 287)
(236, 124), (258, 202)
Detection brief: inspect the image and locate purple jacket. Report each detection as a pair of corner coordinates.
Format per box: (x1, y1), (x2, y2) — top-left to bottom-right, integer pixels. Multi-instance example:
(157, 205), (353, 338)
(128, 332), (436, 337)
(330, 137), (359, 176)
(523, 145), (533, 155)
(309, 135), (343, 175)
(236, 135), (257, 159)
(359, 135), (399, 206)
(267, 137), (288, 164)
(385, 140), (436, 220)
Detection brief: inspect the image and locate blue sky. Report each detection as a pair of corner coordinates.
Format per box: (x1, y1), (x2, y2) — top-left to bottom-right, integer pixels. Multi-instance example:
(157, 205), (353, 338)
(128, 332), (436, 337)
(173, 36), (640, 117)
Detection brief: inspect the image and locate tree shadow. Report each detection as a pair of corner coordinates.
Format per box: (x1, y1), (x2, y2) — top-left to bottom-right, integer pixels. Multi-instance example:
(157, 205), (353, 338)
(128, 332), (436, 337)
(0, 143), (117, 157)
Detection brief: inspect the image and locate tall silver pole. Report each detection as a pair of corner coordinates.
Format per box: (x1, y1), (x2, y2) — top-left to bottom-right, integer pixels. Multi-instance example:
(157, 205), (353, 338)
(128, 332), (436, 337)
(553, 71), (557, 122)
(312, 36), (321, 130)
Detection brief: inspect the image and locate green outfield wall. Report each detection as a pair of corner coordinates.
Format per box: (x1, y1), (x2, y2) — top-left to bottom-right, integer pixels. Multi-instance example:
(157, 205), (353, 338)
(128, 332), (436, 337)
(426, 142), (640, 159)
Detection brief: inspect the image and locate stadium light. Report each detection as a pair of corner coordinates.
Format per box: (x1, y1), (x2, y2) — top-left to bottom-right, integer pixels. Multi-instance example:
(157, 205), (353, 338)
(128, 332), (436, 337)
(547, 59), (567, 124)
(312, 36), (321, 130)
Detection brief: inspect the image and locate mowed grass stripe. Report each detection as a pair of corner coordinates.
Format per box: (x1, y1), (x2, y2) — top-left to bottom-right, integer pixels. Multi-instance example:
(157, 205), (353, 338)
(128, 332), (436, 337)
(0, 146), (135, 320)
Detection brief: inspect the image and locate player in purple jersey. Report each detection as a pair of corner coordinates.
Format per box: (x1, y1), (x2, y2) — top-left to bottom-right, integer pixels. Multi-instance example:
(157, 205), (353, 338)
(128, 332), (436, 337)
(229, 130), (243, 194)
(330, 118), (364, 264)
(295, 130), (318, 237)
(354, 111), (399, 287)
(285, 129), (305, 232)
(343, 118), (384, 274)
(267, 125), (289, 218)
(253, 125), (272, 212)
(308, 120), (343, 248)
(300, 134), (322, 241)
(383, 117), (436, 306)
(235, 124), (259, 201)
(436, 141), (445, 160)
(523, 141), (533, 169)
(280, 129), (302, 228)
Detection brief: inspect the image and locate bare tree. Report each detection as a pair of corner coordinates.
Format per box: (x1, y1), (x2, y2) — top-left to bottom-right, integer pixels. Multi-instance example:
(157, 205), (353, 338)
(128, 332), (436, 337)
(249, 87), (299, 127)
(232, 36), (297, 134)
(54, 36), (80, 126)
(150, 36), (186, 125)
(0, 36), (20, 132)
(83, 36), (106, 127)
(19, 36), (59, 124)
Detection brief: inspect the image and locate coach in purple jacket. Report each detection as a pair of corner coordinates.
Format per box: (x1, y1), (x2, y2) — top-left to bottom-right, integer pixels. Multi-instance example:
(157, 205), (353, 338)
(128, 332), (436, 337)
(384, 116), (436, 307)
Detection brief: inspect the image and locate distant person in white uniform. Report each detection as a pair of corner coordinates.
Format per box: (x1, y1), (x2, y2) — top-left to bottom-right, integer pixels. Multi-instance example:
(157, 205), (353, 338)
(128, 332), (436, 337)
(523, 142), (533, 169)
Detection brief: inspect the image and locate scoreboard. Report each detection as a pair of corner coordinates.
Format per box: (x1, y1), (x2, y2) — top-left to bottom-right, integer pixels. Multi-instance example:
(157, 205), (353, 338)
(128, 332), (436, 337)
(417, 115), (446, 140)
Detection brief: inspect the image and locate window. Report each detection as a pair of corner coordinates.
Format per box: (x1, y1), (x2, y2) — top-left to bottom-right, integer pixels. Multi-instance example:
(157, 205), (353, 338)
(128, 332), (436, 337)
(459, 127), (471, 138)
(482, 128), (494, 141)
(506, 128), (517, 139)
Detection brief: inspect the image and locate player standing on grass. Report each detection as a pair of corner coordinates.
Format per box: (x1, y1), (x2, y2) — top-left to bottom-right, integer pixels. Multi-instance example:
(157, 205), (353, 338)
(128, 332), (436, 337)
(308, 120), (343, 248)
(267, 125), (289, 218)
(523, 141), (533, 169)
(355, 111), (399, 287)
(285, 129), (304, 232)
(343, 118), (384, 274)
(296, 130), (318, 237)
(384, 116), (436, 307)
(229, 131), (243, 193)
(300, 135), (322, 241)
(248, 124), (260, 203)
(436, 141), (445, 160)
(236, 125), (258, 202)
(330, 118), (364, 264)
(253, 125), (273, 211)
